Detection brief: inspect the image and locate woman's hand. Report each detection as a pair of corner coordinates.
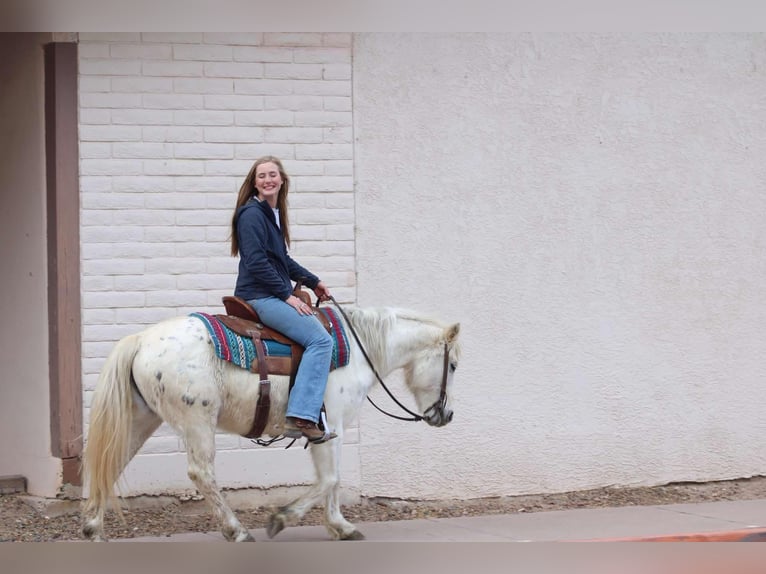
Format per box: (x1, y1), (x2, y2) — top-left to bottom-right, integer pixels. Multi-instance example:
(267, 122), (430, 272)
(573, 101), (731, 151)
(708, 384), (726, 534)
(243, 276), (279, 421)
(286, 294), (314, 316)
(313, 281), (332, 302)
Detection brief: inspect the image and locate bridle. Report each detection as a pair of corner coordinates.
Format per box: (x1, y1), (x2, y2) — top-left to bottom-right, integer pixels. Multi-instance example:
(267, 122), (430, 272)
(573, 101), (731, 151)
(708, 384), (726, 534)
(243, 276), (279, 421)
(328, 296), (450, 423)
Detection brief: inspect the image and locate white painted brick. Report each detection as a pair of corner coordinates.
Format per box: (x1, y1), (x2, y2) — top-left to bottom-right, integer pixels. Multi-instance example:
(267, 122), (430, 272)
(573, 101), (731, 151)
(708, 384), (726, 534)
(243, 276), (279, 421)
(82, 341), (122, 359)
(206, 290), (236, 307)
(205, 193), (236, 208)
(141, 33), (203, 44)
(176, 274), (231, 290)
(81, 192), (144, 209)
(111, 76), (173, 93)
(82, 291), (146, 309)
(81, 225), (144, 243)
(233, 145), (294, 161)
(291, 225), (326, 241)
(79, 142), (111, 159)
(323, 96), (351, 111)
(293, 240), (354, 257)
(141, 436), (181, 454)
(174, 77), (234, 94)
(80, 159), (143, 176)
(173, 176), (237, 192)
(205, 226), (230, 242)
(80, 109), (111, 125)
(325, 193), (354, 209)
(235, 110), (293, 126)
(115, 307), (180, 323)
(80, 59), (141, 76)
(206, 257), (238, 273)
(265, 63), (323, 80)
(175, 242), (227, 257)
(215, 434), (241, 450)
(79, 76), (111, 92)
(285, 161), (324, 176)
(292, 208), (354, 225)
(173, 44), (232, 61)
(293, 48), (351, 64)
(330, 286), (356, 303)
(323, 64), (352, 80)
(174, 110), (233, 126)
(82, 275), (114, 291)
(295, 111), (351, 127)
(83, 242), (174, 259)
(293, 79), (350, 96)
(83, 323), (142, 342)
(112, 109), (173, 125)
(152, 423), (180, 438)
(143, 126), (204, 143)
(114, 275), (178, 291)
(176, 210), (229, 226)
(174, 143), (233, 159)
(204, 62), (264, 78)
(325, 223), (355, 241)
(79, 43), (110, 58)
(143, 159), (205, 176)
(146, 290), (208, 307)
(143, 60), (203, 77)
(83, 308), (117, 324)
(295, 143), (353, 160)
(204, 126), (265, 143)
(233, 46), (293, 63)
(308, 271), (354, 287)
(322, 33), (352, 47)
(235, 79), (292, 95)
(83, 358), (106, 376)
(291, 175), (353, 192)
(112, 176), (175, 192)
(117, 209), (175, 226)
(80, 177), (112, 192)
(323, 126), (353, 143)
(323, 160), (353, 175)
(204, 95), (264, 111)
(113, 142), (174, 159)
(79, 33), (140, 42)
(203, 33), (263, 46)
(111, 44), (172, 59)
(205, 159), (258, 175)
(80, 92), (141, 108)
(80, 125), (141, 141)
(264, 33), (323, 47)
(81, 209), (113, 225)
(298, 256), (354, 272)
(287, 193), (324, 209)
(264, 95), (323, 111)
(145, 258), (208, 274)
(143, 93), (203, 110)
(144, 193), (208, 209)
(262, 127), (323, 143)
(144, 226), (205, 242)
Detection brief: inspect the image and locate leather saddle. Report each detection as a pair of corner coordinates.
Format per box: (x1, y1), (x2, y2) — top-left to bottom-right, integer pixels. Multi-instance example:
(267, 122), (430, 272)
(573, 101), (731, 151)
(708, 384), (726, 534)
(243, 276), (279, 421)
(216, 286), (332, 439)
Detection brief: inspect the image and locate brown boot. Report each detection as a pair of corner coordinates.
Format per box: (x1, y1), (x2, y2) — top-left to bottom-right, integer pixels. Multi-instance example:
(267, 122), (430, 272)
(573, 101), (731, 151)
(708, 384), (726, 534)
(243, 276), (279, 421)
(284, 417), (337, 444)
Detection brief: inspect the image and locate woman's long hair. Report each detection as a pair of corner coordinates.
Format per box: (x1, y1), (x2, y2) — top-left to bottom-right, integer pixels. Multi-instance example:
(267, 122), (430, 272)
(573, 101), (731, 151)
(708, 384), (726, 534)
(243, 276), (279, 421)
(230, 156), (291, 256)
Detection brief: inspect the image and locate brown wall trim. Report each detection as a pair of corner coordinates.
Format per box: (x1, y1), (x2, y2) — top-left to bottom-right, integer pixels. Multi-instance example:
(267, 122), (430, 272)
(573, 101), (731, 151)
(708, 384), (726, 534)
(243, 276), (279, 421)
(45, 42), (82, 484)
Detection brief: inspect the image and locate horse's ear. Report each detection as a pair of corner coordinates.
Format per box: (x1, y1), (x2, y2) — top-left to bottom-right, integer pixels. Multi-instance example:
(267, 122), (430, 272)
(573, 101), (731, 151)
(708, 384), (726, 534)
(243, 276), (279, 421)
(446, 323), (460, 342)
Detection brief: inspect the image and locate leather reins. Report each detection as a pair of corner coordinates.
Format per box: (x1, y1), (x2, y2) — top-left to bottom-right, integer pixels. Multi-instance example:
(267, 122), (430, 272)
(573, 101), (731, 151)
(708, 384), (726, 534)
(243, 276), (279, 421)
(326, 296), (449, 423)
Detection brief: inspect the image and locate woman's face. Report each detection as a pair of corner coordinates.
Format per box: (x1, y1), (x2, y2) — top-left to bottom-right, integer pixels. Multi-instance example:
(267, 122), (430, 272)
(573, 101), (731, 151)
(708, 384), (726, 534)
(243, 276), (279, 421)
(254, 162), (283, 203)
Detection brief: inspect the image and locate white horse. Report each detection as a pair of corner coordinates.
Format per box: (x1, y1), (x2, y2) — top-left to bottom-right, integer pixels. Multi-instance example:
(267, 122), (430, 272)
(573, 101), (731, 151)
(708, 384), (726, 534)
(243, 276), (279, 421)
(81, 303), (461, 542)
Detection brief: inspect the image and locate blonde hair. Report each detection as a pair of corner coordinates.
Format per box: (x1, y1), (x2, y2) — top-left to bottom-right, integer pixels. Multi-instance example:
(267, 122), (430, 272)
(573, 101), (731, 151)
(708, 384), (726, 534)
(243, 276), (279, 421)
(230, 156), (291, 256)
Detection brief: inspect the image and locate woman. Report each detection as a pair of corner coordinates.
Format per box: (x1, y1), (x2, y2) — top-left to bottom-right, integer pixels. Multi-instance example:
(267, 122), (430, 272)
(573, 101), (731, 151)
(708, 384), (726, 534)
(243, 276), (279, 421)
(230, 156), (336, 444)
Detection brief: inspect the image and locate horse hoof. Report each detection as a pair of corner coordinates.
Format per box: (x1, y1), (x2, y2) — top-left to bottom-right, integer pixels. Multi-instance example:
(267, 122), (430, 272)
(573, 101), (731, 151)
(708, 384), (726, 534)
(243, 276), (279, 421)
(341, 530), (365, 541)
(236, 531), (256, 542)
(266, 513), (285, 539)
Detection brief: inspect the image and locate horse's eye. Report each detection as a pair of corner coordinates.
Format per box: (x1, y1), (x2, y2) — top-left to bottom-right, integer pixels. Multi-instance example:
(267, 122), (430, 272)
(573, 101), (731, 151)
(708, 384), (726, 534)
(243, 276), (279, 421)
(449, 362), (457, 373)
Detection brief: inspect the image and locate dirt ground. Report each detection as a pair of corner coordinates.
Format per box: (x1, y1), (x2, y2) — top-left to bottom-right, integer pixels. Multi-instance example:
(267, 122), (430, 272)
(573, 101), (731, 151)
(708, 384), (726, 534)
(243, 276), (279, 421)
(3, 475), (766, 542)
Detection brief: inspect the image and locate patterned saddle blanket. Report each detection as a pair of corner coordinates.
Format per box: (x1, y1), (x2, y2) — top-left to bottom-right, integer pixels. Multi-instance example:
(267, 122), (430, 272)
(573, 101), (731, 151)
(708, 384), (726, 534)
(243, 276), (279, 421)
(190, 308), (350, 372)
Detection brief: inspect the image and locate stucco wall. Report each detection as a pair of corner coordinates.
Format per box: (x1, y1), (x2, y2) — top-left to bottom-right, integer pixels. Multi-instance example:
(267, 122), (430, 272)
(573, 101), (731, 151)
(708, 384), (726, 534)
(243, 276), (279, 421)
(0, 33), (61, 496)
(353, 33), (766, 499)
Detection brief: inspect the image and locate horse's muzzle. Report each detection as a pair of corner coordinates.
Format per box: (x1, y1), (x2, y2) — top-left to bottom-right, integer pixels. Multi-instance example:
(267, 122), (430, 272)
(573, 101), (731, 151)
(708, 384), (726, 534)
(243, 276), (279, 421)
(424, 407), (453, 427)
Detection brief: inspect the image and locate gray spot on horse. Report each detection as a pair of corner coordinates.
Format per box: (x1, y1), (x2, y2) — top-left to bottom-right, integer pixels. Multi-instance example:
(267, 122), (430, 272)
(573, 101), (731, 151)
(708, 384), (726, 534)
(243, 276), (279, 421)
(182, 394), (196, 406)
(339, 386), (344, 394)
(159, 383), (165, 394)
(202, 399), (209, 407)
(155, 371), (163, 382)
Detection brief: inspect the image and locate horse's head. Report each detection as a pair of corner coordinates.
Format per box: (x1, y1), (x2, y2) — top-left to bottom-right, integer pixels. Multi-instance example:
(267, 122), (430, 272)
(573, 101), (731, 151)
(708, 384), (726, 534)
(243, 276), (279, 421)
(404, 322), (461, 427)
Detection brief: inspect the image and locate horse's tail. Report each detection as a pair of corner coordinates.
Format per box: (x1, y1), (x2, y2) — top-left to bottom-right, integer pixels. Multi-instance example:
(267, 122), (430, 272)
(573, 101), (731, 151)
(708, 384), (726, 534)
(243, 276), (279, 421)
(82, 333), (141, 522)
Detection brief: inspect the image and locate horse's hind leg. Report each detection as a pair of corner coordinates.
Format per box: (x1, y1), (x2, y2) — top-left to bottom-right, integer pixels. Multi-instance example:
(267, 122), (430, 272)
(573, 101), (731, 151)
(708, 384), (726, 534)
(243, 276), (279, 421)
(181, 423), (253, 542)
(82, 389), (162, 541)
(267, 438), (362, 540)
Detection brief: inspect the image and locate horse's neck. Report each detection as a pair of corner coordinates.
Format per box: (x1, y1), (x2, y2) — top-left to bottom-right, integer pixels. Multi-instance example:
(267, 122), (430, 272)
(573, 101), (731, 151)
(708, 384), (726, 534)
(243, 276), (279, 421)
(369, 310), (440, 375)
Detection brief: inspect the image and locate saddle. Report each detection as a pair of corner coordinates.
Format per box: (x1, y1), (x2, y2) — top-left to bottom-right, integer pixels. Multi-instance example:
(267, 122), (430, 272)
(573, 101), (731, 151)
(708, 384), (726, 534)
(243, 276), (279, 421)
(217, 285), (332, 439)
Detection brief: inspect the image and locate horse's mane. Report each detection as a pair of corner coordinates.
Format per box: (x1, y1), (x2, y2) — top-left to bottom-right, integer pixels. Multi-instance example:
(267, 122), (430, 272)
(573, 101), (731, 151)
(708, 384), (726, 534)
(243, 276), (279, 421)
(344, 306), (458, 373)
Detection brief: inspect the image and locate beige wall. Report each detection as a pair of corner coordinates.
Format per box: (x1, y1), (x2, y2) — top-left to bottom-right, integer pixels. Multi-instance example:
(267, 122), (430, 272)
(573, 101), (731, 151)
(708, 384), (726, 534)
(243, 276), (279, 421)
(0, 33), (61, 496)
(353, 33), (766, 499)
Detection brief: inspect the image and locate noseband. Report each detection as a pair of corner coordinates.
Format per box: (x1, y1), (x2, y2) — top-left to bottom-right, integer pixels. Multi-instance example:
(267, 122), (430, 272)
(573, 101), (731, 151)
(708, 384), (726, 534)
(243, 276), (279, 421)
(329, 297), (450, 423)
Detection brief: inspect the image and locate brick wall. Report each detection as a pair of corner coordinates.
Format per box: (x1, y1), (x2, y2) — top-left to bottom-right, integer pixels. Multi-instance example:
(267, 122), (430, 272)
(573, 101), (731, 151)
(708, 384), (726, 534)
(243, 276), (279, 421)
(78, 33), (356, 487)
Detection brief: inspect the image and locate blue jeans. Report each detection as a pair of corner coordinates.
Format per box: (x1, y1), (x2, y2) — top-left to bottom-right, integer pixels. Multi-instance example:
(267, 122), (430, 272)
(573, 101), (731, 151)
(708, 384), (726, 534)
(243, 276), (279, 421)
(248, 296), (333, 423)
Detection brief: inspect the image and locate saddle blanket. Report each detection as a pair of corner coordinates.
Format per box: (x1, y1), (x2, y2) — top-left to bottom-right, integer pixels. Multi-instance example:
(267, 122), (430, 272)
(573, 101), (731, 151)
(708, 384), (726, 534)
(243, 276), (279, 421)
(190, 308), (350, 372)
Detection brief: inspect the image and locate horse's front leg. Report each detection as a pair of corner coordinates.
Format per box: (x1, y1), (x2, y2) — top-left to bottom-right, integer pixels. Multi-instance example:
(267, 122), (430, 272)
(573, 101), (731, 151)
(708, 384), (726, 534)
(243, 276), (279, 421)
(267, 433), (361, 540)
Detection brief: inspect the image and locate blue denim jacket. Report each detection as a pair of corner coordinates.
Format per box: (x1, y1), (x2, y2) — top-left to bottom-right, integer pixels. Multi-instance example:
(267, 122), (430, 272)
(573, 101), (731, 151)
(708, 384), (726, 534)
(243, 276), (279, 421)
(234, 199), (319, 301)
